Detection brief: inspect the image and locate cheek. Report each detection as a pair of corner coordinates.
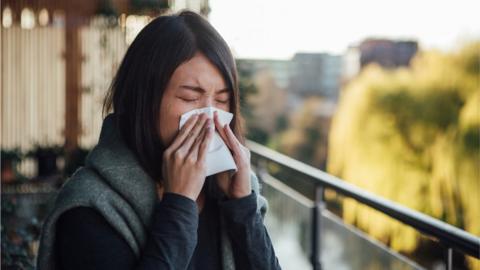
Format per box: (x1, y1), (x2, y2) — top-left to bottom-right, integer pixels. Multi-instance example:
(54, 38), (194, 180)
(217, 103), (230, 113)
(159, 98), (187, 146)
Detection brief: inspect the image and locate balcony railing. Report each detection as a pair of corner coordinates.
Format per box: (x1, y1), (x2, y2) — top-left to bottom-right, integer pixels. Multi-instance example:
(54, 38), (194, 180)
(247, 140), (480, 270)
(2, 141), (479, 269)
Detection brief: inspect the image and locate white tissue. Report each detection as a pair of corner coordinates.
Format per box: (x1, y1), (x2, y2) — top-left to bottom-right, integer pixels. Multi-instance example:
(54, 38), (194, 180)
(178, 106), (237, 177)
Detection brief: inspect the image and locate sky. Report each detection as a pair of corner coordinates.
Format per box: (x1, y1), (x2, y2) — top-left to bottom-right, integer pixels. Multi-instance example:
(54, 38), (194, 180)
(209, 0), (480, 59)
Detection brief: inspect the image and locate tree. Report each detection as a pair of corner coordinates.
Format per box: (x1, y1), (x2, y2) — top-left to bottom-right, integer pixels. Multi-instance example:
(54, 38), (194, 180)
(328, 42), (480, 269)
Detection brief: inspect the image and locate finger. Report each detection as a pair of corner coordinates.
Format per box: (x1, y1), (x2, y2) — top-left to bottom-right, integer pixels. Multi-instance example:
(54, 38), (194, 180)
(188, 118), (210, 160)
(214, 111), (232, 149)
(224, 123), (241, 155)
(198, 121), (214, 162)
(168, 113), (199, 152)
(181, 113), (208, 153)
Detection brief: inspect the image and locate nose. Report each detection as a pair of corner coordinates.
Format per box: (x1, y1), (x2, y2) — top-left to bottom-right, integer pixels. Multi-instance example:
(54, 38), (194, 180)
(199, 95), (214, 108)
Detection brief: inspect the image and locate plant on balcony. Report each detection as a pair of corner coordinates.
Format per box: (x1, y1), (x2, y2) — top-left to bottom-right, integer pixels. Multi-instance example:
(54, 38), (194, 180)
(1, 148), (23, 183)
(27, 144), (64, 178)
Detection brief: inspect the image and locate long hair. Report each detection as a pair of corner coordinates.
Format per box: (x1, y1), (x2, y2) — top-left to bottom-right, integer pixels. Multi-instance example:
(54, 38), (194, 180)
(103, 11), (245, 182)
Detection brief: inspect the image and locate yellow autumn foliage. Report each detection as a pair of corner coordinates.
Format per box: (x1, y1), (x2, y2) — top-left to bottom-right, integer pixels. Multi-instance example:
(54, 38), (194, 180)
(328, 42), (480, 268)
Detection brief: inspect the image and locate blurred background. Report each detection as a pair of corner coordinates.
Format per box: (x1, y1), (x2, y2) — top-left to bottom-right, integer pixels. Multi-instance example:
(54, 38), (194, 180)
(1, 0), (479, 269)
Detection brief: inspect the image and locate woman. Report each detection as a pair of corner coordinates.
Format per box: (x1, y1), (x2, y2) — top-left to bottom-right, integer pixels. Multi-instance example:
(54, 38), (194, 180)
(36, 10), (281, 270)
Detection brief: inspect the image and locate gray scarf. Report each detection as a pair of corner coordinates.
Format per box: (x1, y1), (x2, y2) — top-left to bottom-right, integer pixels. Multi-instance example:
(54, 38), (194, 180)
(36, 113), (268, 270)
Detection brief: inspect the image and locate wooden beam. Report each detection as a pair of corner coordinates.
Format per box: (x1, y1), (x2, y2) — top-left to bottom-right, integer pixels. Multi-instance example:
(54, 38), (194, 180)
(64, 9), (85, 152)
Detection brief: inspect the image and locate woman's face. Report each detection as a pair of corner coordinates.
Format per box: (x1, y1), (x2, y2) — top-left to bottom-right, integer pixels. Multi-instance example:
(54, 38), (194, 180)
(159, 52), (231, 146)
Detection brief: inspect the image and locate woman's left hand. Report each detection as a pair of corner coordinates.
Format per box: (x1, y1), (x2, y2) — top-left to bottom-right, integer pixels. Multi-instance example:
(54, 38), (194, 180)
(213, 111), (252, 199)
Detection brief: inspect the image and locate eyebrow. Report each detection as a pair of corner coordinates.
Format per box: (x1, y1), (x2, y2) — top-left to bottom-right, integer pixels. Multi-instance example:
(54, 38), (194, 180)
(179, 85), (230, 94)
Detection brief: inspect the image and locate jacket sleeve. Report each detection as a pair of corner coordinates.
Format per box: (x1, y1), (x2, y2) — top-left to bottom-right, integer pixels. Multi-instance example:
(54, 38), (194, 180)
(56, 193), (199, 270)
(218, 190), (282, 270)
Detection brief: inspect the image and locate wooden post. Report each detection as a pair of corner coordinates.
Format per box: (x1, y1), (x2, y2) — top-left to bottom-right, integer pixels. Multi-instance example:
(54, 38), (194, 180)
(64, 10), (83, 153)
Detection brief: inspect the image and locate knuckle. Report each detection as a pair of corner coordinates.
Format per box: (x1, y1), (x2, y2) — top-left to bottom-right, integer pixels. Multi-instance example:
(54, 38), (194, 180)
(173, 150), (184, 160)
(187, 155), (196, 163)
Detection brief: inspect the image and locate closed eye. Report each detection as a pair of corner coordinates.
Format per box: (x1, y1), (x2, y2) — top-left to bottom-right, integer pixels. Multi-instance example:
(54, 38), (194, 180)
(216, 99), (229, 104)
(179, 97), (198, 102)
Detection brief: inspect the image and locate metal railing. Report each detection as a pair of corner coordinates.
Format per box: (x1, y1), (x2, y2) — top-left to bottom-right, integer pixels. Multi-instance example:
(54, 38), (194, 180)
(247, 140), (480, 270)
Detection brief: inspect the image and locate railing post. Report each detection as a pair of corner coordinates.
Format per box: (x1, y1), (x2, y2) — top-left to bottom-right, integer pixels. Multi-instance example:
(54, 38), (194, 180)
(256, 159), (268, 181)
(446, 247), (453, 270)
(311, 184), (325, 270)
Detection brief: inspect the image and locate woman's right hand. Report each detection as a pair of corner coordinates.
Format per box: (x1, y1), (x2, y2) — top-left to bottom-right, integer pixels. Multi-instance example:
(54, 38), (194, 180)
(161, 113), (213, 201)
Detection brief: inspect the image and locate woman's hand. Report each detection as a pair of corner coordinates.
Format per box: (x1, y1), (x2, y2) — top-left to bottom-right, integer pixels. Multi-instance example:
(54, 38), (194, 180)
(213, 111), (252, 199)
(161, 113), (214, 201)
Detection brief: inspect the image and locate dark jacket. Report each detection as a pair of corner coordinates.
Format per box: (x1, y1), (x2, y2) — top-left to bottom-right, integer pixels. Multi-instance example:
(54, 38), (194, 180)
(36, 113), (278, 270)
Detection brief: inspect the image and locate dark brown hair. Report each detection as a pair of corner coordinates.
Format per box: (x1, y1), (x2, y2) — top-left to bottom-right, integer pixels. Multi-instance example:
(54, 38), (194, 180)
(103, 10), (245, 182)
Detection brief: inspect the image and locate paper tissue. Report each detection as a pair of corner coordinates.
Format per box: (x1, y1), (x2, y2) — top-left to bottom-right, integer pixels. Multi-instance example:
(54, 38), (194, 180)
(178, 106), (237, 177)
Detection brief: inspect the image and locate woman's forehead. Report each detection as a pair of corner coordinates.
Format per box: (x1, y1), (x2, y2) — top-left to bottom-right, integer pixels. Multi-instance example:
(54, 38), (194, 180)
(171, 54), (227, 90)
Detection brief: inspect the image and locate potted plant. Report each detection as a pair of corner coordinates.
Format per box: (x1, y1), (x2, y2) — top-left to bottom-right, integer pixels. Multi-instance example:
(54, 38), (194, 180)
(27, 144), (64, 179)
(1, 148), (23, 183)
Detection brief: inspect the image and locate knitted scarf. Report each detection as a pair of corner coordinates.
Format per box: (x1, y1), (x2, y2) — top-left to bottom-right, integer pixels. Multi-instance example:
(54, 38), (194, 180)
(36, 113), (268, 270)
